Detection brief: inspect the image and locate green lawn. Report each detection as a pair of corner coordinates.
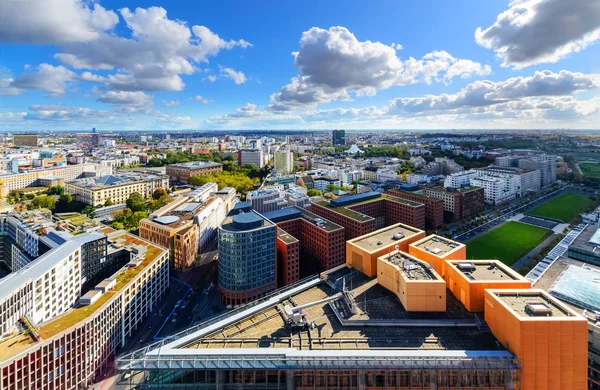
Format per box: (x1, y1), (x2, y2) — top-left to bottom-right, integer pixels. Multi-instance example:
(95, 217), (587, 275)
(466, 221), (552, 266)
(528, 192), (597, 222)
(580, 162), (600, 179)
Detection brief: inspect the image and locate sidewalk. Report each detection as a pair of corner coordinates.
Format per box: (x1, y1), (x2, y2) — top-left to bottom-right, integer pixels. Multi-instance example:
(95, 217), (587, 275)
(510, 233), (557, 271)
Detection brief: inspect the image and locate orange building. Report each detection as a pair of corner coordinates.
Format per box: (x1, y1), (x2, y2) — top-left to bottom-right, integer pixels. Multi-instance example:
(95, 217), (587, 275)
(377, 250), (446, 312)
(346, 223), (425, 277)
(443, 260), (531, 312)
(407, 235), (465, 276)
(485, 289), (588, 390)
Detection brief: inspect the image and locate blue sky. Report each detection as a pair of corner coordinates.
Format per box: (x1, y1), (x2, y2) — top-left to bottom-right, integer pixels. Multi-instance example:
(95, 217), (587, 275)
(0, 0), (599, 130)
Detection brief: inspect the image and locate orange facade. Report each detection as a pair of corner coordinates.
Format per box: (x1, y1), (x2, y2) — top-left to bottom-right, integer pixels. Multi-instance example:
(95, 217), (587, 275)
(484, 289), (588, 390)
(442, 260), (531, 312)
(407, 235), (466, 276)
(346, 225), (425, 277)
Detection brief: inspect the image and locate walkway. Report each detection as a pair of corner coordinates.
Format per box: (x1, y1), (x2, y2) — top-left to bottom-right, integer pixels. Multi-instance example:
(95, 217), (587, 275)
(510, 233), (558, 272)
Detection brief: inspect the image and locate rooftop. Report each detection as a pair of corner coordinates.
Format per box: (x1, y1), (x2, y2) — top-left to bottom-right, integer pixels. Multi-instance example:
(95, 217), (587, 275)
(262, 207), (343, 233)
(570, 224), (600, 251)
(221, 210), (274, 232)
(350, 223), (422, 252)
(276, 227), (298, 245)
(382, 251), (440, 281)
(411, 235), (464, 257)
(168, 161), (223, 170)
(67, 172), (166, 189)
(449, 260), (521, 281)
(492, 290), (574, 319)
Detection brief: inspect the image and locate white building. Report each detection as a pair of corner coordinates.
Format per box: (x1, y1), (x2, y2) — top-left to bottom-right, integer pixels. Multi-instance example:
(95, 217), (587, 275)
(519, 154), (557, 187)
(377, 169), (401, 182)
(444, 170), (479, 188)
(470, 175), (517, 205)
(274, 148), (293, 173)
(238, 149), (265, 168)
(477, 166), (540, 196)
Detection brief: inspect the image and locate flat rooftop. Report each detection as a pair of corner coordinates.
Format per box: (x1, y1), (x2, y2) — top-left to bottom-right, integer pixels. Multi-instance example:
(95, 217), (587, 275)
(412, 236), (463, 257)
(451, 261), (520, 281)
(221, 210), (274, 232)
(570, 224), (600, 251)
(263, 206), (344, 233)
(493, 291), (573, 318)
(277, 227), (298, 245)
(181, 267), (499, 352)
(350, 223), (421, 252)
(168, 161), (223, 169)
(383, 252), (439, 281)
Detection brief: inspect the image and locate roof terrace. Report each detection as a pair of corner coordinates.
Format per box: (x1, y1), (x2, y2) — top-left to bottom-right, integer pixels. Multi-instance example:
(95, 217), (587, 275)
(351, 223), (422, 252)
(449, 260), (521, 281)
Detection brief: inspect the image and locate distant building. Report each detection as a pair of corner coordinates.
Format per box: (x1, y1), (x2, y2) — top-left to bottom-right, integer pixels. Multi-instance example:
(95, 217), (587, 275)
(470, 175), (517, 205)
(519, 154), (557, 187)
(423, 186), (485, 222)
(422, 157), (464, 176)
(247, 188), (287, 213)
(76, 133), (101, 153)
(388, 189), (444, 229)
(12, 134), (38, 147)
(166, 161), (223, 184)
(443, 170), (479, 188)
(238, 148), (265, 168)
(274, 148), (293, 173)
(332, 129), (346, 146)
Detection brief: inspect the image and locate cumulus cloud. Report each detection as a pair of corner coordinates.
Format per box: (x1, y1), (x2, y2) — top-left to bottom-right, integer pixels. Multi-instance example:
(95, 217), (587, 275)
(152, 113), (192, 127)
(475, 0), (600, 68)
(11, 64), (76, 95)
(0, 78), (22, 96)
(161, 100), (180, 107)
(220, 67), (247, 84)
(97, 91), (154, 113)
(268, 26), (491, 111)
(0, 0), (118, 44)
(188, 95), (212, 104)
(206, 103), (302, 127)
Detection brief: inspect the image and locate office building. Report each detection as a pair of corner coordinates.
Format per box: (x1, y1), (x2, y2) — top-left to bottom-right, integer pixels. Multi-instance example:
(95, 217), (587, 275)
(470, 175), (517, 205)
(12, 134), (38, 147)
(311, 192), (426, 241)
(346, 223), (425, 277)
(165, 161), (223, 184)
(274, 148), (293, 173)
(117, 233), (586, 389)
(332, 129), (346, 146)
(263, 207), (345, 285)
(387, 189), (444, 229)
(247, 188), (288, 214)
(476, 165), (541, 196)
(238, 148), (265, 168)
(218, 207), (277, 305)
(0, 227), (169, 390)
(65, 172), (169, 206)
(518, 154), (557, 187)
(76, 133), (101, 153)
(422, 186), (485, 222)
(0, 163), (111, 197)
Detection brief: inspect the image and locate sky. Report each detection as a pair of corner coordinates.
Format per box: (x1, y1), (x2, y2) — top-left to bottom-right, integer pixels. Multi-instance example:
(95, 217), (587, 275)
(0, 0), (599, 131)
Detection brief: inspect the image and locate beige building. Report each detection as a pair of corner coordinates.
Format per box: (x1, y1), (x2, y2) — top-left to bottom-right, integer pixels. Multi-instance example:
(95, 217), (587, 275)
(65, 173), (169, 206)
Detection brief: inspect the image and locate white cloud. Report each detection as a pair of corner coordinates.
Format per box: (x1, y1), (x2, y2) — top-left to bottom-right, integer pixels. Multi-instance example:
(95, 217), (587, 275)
(11, 64), (76, 95)
(152, 113), (192, 128)
(0, 0), (118, 44)
(0, 78), (22, 96)
(188, 95), (212, 104)
(206, 103), (302, 127)
(205, 75), (217, 82)
(161, 100), (180, 107)
(97, 91), (154, 113)
(268, 26), (491, 111)
(220, 67), (247, 84)
(475, 0), (600, 68)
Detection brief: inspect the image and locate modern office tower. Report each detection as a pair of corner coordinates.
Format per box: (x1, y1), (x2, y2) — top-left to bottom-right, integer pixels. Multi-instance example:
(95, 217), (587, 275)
(238, 148), (265, 168)
(247, 188), (288, 213)
(345, 223), (425, 277)
(470, 175), (517, 205)
(65, 172), (169, 206)
(332, 129), (346, 146)
(476, 165), (541, 196)
(165, 161), (223, 184)
(387, 189), (444, 229)
(274, 148), (293, 173)
(518, 154), (557, 187)
(76, 132), (101, 153)
(262, 207), (345, 284)
(311, 192), (426, 241)
(218, 206), (277, 305)
(118, 233), (586, 390)
(422, 186), (485, 222)
(0, 163), (111, 197)
(12, 134), (38, 147)
(0, 227), (169, 390)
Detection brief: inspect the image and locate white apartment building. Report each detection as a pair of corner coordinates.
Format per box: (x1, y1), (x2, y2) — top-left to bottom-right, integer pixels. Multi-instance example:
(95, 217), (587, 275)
(444, 170), (479, 188)
(477, 166), (540, 196)
(470, 175), (518, 205)
(247, 188), (288, 213)
(274, 148), (293, 173)
(519, 154), (557, 187)
(377, 169), (401, 182)
(238, 149), (265, 168)
(283, 187), (310, 210)
(313, 177), (341, 192)
(338, 169), (361, 185)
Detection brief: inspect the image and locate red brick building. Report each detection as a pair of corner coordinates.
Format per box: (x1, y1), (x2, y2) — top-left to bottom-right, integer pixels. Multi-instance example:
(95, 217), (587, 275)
(387, 189), (444, 229)
(423, 187), (485, 222)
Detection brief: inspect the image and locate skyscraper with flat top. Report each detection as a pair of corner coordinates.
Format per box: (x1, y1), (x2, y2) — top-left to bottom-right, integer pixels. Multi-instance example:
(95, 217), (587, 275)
(332, 129), (346, 146)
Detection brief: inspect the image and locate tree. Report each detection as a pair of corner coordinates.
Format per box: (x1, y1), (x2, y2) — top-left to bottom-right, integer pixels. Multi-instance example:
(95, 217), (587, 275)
(325, 183), (336, 193)
(152, 188), (168, 200)
(126, 192), (146, 212)
(59, 194), (73, 204)
(307, 189), (322, 197)
(128, 211), (149, 229)
(30, 195), (56, 210)
(110, 221), (124, 230)
(47, 186), (64, 195)
(104, 198), (114, 207)
(82, 205), (96, 218)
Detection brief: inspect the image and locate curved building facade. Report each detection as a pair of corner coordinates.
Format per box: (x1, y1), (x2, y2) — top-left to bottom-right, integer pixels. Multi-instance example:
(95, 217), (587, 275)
(218, 211), (276, 305)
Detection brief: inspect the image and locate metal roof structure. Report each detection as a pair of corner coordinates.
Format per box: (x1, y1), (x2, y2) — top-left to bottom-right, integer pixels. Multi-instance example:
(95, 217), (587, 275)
(154, 215), (180, 225)
(330, 191), (381, 207)
(551, 265), (600, 313)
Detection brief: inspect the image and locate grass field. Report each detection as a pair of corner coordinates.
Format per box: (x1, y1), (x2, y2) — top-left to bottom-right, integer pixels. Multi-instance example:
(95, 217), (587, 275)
(466, 221), (552, 266)
(580, 162), (600, 179)
(528, 192), (597, 222)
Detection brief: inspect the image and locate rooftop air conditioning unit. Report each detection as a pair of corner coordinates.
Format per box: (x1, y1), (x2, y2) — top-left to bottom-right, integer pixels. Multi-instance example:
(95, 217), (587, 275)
(457, 262), (476, 272)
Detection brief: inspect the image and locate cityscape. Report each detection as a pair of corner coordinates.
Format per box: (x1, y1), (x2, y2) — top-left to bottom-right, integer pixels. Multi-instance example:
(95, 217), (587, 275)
(0, 1), (599, 390)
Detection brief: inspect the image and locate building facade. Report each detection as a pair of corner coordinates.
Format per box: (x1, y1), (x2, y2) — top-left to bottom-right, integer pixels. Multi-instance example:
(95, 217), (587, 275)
(274, 148), (293, 173)
(12, 134), (38, 147)
(387, 189), (444, 229)
(165, 161), (223, 184)
(238, 149), (265, 168)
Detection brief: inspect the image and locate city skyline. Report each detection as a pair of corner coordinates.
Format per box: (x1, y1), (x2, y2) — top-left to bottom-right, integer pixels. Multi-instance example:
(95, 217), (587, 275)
(0, 0), (599, 131)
